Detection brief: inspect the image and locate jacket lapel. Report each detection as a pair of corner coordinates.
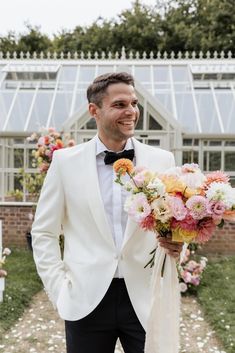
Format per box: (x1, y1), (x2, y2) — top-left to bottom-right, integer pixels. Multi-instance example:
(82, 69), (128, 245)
(84, 138), (115, 248)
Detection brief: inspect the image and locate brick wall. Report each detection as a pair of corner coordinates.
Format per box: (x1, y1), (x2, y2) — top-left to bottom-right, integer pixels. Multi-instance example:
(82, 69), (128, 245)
(201, 223), (235, 255)
(0, 204), (235, 254)
(0, 203), (34, 248)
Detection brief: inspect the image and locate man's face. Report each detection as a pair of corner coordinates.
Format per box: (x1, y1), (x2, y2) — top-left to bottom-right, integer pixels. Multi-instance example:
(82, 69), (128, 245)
(90, 83), (139, 147)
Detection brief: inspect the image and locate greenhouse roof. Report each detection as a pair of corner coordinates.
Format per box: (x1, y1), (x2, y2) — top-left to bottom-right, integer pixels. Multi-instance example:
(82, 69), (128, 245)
(0, 51), (235, 135)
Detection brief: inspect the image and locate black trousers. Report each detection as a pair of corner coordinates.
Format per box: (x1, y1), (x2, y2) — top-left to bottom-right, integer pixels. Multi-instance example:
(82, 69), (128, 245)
(65, 278), (145, 353)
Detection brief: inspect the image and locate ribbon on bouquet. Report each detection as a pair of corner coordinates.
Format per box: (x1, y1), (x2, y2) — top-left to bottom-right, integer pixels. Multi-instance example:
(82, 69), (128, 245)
(144, 246), (180, 353)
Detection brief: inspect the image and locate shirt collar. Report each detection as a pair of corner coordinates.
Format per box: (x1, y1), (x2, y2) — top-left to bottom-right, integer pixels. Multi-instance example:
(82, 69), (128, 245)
(95, 135), (133, 156)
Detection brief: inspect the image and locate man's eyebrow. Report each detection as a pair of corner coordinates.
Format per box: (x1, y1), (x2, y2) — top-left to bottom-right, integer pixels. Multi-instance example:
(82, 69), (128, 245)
(112, 98), (138, 104)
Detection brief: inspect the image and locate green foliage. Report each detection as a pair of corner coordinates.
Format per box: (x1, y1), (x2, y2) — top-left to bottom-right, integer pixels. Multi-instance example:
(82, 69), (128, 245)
(20, 168), (45, 200)
(197, 256), (235, 353)
(0, 249), (42, 337)
(1, 0), (234, 54)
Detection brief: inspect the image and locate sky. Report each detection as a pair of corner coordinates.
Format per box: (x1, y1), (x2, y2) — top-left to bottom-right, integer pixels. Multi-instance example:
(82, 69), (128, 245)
(0, 0), (157, 37)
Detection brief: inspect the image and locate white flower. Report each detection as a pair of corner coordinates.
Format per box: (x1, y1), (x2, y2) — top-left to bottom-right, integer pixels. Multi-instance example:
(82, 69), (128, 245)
(180, 170), (206, 189)
(3, 248), (11, 256)
(124, 181), (137, 192)
(146, 177), (166, 197)
(125, 192), (151, 223)
(28, 213), (34, 221)
(179, 282), (188, 293)
(151, 197), (172, 223)
(206, 182), (235, 208)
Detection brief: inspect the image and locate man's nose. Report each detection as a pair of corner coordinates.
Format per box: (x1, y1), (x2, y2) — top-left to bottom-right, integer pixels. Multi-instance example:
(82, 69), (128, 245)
(125, 105), (136, 114)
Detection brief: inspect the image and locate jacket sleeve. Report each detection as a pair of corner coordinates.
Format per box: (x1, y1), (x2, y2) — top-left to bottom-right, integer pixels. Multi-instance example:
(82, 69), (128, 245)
(31, 151), (66, 306)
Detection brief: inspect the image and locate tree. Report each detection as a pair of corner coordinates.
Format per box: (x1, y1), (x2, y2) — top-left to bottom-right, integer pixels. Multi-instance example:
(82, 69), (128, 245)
(0, 32), (17, 53)
(17, 24), (52, 54)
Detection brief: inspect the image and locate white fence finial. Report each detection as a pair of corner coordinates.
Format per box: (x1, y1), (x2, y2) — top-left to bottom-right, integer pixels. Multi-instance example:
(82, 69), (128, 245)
(121, 47), (126, 59)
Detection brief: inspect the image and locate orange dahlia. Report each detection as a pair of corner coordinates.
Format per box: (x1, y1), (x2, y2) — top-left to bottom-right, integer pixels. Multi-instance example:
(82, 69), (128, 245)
(204, 171), (230, 187)
(113, 158), (134, 175)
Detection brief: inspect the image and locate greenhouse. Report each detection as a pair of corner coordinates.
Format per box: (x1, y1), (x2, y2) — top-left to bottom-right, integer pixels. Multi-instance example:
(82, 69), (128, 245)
(0, 49), (235, 201)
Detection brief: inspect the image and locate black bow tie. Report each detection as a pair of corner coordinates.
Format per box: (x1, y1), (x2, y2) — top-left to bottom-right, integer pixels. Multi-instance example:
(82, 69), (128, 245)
(104, 149), (135, 165)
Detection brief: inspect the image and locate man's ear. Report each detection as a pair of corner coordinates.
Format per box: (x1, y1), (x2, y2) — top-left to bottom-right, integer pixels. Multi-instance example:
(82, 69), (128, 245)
(88, 103), (98, 118)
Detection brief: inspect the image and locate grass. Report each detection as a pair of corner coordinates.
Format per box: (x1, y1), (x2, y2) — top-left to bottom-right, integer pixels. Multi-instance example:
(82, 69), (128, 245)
(197, 256), (235, 353)
(0, 248), (42, 338)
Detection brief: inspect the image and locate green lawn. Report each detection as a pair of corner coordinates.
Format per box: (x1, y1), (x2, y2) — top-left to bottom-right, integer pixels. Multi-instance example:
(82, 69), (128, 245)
(198, 256), (235, 353)
(0, 249), (42, 338)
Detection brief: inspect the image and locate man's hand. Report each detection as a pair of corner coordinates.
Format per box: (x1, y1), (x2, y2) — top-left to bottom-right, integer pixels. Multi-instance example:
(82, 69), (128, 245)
(157, 233), (183, 259)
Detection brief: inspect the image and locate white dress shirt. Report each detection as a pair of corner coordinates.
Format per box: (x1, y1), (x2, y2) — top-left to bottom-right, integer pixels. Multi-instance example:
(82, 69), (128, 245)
(95, 135), (134, 278)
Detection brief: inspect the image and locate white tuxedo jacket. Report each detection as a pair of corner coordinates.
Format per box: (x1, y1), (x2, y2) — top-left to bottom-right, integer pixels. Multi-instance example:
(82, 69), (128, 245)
(32, 137), (175, 330)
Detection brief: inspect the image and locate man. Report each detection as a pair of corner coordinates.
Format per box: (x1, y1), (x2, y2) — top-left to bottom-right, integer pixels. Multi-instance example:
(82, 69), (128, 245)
(32, 72), (182, 353)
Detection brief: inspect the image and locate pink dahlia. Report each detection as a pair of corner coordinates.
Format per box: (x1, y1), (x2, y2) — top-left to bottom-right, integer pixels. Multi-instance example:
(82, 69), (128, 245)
(195, 218), (216, 243)
(186, 195), (210, 220)
(168, 196), (187, 220)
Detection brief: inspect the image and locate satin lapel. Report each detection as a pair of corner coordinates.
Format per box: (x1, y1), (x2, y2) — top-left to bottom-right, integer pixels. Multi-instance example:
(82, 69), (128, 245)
(84, 138), (115, 247)
(122, 138), (147, 249)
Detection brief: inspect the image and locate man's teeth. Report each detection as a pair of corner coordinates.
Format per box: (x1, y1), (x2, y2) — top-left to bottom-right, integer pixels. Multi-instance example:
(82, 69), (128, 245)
(119, 121), (133, 125)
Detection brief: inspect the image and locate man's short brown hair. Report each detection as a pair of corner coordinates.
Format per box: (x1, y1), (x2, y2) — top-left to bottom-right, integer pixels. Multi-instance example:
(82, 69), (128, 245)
(87, 72), (135, 107)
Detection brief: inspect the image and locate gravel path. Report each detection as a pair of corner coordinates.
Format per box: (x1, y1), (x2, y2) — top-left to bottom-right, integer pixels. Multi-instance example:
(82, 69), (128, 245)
(0, 291), (226, 353)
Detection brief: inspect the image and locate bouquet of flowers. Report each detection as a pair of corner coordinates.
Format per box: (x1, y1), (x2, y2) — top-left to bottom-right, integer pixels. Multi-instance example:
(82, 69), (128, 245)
(23, 128), (76, 200)
(27, 127), (75, 174)
(178, 248), (208, 294)
(113, 160), (235, 265)
(0, 248), (11, 278)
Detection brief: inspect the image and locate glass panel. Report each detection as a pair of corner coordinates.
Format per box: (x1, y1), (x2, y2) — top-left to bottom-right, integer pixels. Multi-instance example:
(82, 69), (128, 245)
(50, 92), (73, 130)
(0, 92), (14, 130)
(183, 151), (199, 164)
(59, 65), (78, 82)
(215, 91), (235, 133)
(28, 92), (53, 132)
(229, 176), (235, 187)
(134, 66), (151, 82)
(225, 141), (235, 146)
(26, 148), (37, 168)
(5, 172), (23, 195)
(79, 66), (96, 82)
(74, 90), (87, 112)
(154, 83), (171, 90)
(57, 83), (75, 91)
(175, 93), (198, 132)
(14, 148), (24, 168)
(209, 141), (221, 146)
(146, 139), (160, 146)
(142, 83), (152, 92)
(153, 66), (170, 83)
(195, 91), (221, 133)
(203, 151), (221, 171)
(225, 152), (235, 171)
(0, 145), (2, 167)
(183, 139), (192, 146)
(97, 66), (115, 75)
(154, 93), (172, 114)
(172, 66), (189, 82)
(6, 92), (34, 131)
(174, 83), (191, 92)
(82, 117), (97, 130)
(135, 104), (143, 129)
(148, 115), (162, 130)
